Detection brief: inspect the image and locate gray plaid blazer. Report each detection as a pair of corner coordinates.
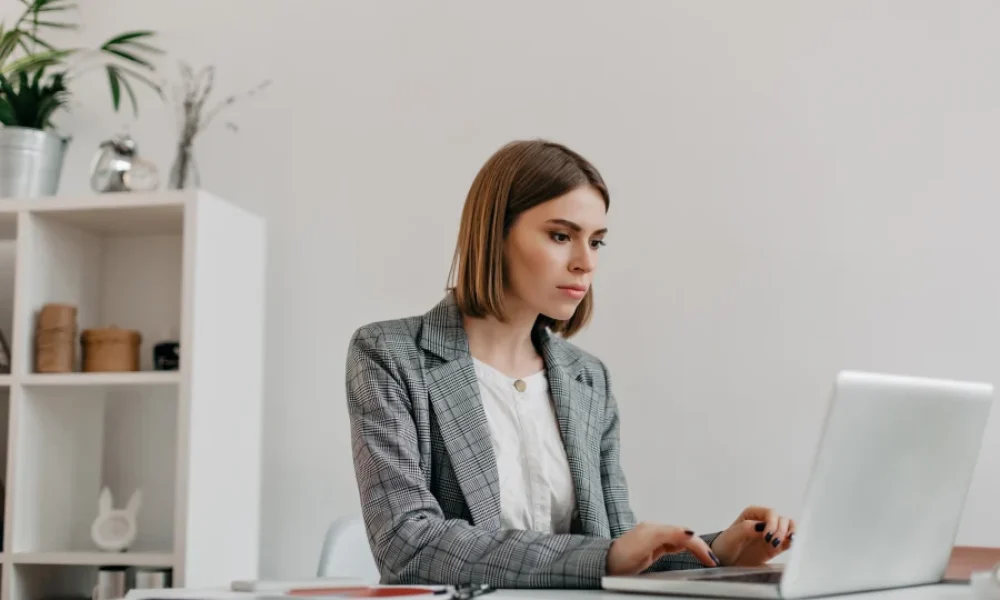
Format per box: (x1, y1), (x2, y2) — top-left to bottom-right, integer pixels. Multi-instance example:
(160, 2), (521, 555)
(346, 293), (718, 588)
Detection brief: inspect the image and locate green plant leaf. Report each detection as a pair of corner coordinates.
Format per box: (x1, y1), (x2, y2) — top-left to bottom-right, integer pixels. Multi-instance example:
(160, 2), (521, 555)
(101, 46), (154, 70)
(0, 74), (17, 105)
(112, 63), (163, 97)
(117, 40), (162, 56)
(0, 66), (70, 128)
(0, 30), (22, 64)
(118, 69), (138, 115)
(35, 87), (67, 127)
(27, 1), (76, 11)
(102, 30), (157, 46)
(23, 0), (77, 14)
(18, 30), (56, 51)
(106, 64), (121, 111)
(30, 63), (44, 88)
(0, 73), (26, 125)
(0, 0), (159, 125)
(22, 19), (75, 30)
(1, 48), (72, 75)
(0, 100), (16, 126)
(105, 65), (143, 114)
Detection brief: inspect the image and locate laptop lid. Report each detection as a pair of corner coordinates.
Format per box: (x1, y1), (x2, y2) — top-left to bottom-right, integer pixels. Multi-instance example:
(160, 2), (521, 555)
(778, 371), (992, 599)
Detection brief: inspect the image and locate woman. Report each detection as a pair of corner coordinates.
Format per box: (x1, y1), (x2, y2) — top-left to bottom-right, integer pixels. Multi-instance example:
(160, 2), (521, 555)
(346, 139), (795, 589)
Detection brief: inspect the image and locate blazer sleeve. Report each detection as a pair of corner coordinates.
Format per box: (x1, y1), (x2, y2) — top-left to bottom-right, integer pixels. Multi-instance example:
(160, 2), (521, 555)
(346, 326), (615, 589)
(598, 362), (720, 571)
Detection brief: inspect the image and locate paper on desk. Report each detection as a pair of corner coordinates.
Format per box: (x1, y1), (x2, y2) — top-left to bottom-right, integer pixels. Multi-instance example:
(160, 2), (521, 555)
(126, 584), (452, 600)
(126, 589), (250, 600)
(274, 585), (449, 598)
(231, 579), (370, 592)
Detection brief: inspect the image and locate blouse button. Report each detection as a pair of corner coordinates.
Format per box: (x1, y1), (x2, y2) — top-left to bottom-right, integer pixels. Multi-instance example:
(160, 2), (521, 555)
(513, 379), (526, 392)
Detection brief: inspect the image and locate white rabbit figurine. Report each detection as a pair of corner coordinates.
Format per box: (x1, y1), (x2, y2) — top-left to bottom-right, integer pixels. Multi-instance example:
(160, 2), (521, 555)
(90, 486), (142, 552)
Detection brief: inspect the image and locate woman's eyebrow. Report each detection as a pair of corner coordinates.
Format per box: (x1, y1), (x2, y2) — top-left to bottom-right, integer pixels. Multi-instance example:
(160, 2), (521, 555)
(544, 218), (608, 235)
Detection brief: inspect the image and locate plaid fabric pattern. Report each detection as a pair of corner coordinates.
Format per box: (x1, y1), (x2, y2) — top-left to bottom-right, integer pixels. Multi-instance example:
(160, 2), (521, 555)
(346, 293), (718, 588)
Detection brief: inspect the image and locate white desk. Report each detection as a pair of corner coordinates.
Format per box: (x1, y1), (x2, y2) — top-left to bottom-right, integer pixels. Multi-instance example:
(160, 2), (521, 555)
(503, 587), (973, 600)
(126, 583), (976, 600)
(502, 585), (975, 600)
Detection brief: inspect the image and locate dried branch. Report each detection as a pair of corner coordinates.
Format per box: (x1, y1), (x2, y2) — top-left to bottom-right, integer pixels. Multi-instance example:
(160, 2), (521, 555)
(166, 60), (269, 143)
(200, 78), (271, 131)
(162, 60), (269, 189)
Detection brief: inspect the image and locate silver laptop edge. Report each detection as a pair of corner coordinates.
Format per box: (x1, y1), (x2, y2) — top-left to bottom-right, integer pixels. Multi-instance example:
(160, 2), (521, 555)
(602, 370), (994, 599)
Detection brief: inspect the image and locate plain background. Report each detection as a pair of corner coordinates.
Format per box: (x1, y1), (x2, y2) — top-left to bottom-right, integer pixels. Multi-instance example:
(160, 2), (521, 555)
(3, 0), (1000, 578)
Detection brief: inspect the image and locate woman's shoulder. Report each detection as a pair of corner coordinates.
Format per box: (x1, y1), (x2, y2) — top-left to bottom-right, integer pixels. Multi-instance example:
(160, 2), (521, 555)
(348, 313), (422, 354)
(349, 293), (458, 356)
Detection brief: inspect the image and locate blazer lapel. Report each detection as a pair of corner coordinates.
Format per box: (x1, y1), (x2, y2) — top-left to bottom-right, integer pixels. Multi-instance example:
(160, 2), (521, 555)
(420, 295), (502, 529)
(418, 294), (606, 534)
(537, 328), (605, 534)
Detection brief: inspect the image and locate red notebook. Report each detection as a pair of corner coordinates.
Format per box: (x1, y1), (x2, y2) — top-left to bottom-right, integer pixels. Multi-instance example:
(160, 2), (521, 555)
(286, 587), (446, 598)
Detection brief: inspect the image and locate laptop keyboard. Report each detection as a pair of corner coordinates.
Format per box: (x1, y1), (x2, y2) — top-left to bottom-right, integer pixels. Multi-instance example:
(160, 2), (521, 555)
(691, 571), (783, 584)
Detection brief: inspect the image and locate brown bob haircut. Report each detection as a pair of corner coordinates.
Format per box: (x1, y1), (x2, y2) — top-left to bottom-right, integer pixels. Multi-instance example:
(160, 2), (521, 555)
(447, 139), (610, 338)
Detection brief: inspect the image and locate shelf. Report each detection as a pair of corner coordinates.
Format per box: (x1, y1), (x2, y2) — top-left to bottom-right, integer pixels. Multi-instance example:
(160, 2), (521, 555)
(0, 189), (265, 590)
(16, 206), (185, 375)
(0, 190), (189, 236)
(29, 203), (184, 236)
(11, 551), (174, 567)
(11, 386), (178, 556)
(19, 371), (180, 389)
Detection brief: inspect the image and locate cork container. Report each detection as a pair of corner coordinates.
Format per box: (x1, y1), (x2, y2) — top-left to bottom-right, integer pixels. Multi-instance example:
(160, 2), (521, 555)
(35, 303), (78, 373)
(81, 327), (142, 372)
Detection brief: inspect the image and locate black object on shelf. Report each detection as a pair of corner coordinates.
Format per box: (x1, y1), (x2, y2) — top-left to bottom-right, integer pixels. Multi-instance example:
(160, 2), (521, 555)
(153, 341), (179, 371)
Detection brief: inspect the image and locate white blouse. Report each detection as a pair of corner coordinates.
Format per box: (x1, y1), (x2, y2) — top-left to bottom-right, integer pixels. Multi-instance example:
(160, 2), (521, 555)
(472, 357), (577, 534)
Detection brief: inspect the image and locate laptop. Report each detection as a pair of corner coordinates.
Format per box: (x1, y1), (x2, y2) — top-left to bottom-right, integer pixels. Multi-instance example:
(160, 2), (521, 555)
(602, 370), (994, 599)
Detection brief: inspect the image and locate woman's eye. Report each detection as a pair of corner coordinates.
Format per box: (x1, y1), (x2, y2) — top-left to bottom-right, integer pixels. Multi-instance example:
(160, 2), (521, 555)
(591, 239), (606, 249)
(551, 232), (570, 242)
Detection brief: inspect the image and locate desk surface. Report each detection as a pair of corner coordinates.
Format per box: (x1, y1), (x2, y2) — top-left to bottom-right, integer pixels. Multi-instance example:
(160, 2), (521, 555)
(127, 583), (975, 600)
(126, 547), (1000, 600)
(506, 584), (973, 600)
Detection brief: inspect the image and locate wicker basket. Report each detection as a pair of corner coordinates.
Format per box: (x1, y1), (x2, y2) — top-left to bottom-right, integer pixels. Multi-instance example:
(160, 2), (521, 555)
(35, 303), (78, 373)
(81, 327), (142, 372)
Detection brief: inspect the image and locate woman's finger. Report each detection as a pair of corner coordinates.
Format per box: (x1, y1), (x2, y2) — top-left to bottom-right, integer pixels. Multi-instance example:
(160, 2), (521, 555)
(762, 509), (779, 545)
(747, 519), (767, 539)
(738, 505), (772, 523)
(681, 532), (721, 568)
(783, 519), (797, 549)
(771, 517), (790, 550)
(651, 526), (719, 567)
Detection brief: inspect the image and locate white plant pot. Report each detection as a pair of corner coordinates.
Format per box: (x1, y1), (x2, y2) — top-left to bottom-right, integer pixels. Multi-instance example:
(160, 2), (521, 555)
(0, 126), (70, 198)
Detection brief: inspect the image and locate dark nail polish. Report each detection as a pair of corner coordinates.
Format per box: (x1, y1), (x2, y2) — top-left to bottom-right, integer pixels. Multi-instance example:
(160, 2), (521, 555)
(710, 551), (721, 566)
(789, 533), (795, 542)
(765, 532), (773, 542)
(754, 522), (765, 532)
(684, 529), (695, 536)
(772, 538), (781, 548)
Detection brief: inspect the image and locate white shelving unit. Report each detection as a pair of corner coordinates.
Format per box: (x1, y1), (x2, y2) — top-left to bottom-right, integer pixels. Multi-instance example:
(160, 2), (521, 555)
(0, 190), (266, 600)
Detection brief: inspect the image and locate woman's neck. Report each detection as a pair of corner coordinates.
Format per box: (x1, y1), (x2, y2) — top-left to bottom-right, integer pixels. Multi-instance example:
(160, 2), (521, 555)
(463, 306), (545, 379)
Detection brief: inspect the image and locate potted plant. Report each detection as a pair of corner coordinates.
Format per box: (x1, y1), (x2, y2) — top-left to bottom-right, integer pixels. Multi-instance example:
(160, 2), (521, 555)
(0, 0), (163, 198)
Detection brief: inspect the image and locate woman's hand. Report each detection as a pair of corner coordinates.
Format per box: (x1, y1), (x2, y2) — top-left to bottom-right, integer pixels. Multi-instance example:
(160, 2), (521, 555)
(709, 505), (796, 567)
(607, 522), (721, 575)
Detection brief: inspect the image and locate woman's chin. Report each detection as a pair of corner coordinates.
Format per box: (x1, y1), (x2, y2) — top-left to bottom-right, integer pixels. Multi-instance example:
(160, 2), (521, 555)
(540, 303), (579, 322)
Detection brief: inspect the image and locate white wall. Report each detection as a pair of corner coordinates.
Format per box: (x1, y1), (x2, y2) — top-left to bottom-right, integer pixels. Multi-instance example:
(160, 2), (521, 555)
(5, 0), (1000, 578)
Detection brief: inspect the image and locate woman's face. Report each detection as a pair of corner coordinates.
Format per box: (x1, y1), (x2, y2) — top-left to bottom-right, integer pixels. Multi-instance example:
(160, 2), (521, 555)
(503, 185), (608, 321)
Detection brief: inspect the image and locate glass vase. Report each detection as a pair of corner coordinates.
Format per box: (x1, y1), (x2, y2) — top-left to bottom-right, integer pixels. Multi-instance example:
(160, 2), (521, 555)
(167, 140), (200, 190)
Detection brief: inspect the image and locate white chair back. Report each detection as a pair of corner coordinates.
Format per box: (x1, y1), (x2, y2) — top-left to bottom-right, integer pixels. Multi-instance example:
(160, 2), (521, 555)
(317, 516), (380, 582)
